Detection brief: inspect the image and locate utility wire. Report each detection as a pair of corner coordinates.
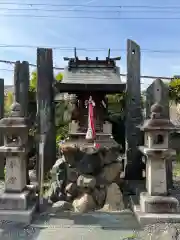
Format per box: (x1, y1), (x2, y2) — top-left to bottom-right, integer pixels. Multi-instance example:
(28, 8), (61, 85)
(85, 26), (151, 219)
(0, 59), (173, 80)
(1, 3), (180, 8)
(0, 8), (180, 13)
(1, 14), (180, 19)
(0, 45), (180, 54)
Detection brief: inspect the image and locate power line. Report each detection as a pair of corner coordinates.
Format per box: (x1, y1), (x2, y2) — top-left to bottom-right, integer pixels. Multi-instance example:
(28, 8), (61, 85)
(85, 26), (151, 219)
(0, 59), (64, 70)
(0, 45), (180, 54)
(1, 7), (180, 13)
(0, 59), (173, 80)
(1, 14), (180, 19)
(0, 68), (13, 72)
(1, 3), (180, 9)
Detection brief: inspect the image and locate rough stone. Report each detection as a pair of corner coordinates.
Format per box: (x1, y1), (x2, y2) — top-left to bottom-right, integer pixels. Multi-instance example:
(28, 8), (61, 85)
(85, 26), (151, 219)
(66, 193), (73, 202)
(65, 182), (78, 197)
(92, 187), (107, 208)
(29, 170), (37, 183)
(67, 167), (79, 182)
(77, 150), (102, 175)
(101, 147), (120, 166)
(48, 182), (66, 203)
(97, 162), (122, 184)
(72, 193), (96, 213)
(101, 183), (124, 211)
(77, 174), (96, 189)
(61, 145), (80, 167)
(51, 200), (72, 213)
(51, 157), (67, 181)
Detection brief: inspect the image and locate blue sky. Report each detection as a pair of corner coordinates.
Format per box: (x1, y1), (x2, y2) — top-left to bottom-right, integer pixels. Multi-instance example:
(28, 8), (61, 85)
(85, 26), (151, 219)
(0, 0), (180, 90)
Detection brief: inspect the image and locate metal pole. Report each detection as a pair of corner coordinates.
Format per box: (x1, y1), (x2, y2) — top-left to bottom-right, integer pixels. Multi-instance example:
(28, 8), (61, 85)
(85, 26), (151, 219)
(38, 133), (45, 211)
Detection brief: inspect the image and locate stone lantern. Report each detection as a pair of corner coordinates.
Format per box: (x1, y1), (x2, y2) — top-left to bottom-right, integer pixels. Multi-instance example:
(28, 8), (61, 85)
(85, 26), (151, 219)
(0, 102), (36, 223)
(135, 102), (180, 224)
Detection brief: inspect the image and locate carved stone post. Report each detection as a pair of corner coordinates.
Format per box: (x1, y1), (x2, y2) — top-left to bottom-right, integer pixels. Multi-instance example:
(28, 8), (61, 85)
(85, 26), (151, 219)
(0, 79), (4, 179)
(125, 39), (143, 180)
(146, 78), (172, 190)
(14, 61), (21, 103)
(14, 61), (30, 184)
(18, 61), (29, 117)
(36, 48), (56, 175)
(14, 61), (29, 116)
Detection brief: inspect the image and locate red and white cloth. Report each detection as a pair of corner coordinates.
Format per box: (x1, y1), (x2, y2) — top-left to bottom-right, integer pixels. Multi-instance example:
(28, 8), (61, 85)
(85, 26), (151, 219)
(85, 96), (96, 140)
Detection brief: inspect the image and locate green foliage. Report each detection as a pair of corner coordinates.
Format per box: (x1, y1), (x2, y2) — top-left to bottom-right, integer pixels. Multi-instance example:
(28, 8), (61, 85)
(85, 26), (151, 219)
(55, 72), (63, 81)
(169, 78), (180, 103)
(27, 70), (66, 149)
(29, 71), (37, 92)
(4, 91), (13, 115)
(106, 92), (125, 151)
(28, 70), (66, 145)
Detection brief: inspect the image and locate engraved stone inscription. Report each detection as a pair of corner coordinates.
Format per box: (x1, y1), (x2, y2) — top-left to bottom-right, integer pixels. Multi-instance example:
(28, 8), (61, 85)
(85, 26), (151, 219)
(146, 202), (176, 213)
(5, 157), (26, 192)
(149, 160), (167, 195)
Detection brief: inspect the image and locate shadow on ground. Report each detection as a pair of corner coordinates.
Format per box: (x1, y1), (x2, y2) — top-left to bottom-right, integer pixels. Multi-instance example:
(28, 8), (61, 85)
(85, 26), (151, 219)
(32, 208), (141, 230)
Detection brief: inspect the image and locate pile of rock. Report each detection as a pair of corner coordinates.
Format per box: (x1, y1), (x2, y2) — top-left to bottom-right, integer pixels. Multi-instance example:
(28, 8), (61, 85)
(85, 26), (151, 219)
(48, 144), (124, 213)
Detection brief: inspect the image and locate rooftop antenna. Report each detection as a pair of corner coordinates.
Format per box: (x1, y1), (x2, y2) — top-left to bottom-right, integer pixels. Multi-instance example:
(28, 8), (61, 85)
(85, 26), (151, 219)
(64, 57), (70, 61)
(74, 47), (77, 59)
(108, 48), (111, 59)
(111, 57), (121, 61)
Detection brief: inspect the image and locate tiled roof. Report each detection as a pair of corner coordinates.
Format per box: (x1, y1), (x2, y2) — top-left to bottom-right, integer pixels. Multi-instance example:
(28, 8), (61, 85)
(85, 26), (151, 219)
(62, 66), (122, 84)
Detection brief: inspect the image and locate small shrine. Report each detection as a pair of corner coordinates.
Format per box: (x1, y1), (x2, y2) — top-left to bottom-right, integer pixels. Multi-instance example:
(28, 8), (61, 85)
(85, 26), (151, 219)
(0, 102), (36, 223)
(134, 102), (180, 224)
(55, 50), (126, 145)
(50, 51), (126, 212)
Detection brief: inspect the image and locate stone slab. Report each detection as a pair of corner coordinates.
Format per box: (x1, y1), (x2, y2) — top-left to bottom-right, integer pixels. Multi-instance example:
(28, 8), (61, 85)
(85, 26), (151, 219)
(134, 205), (180, 226)
(0, 203), (36, 224)
(130, 196), (180, 226)
(0, 190), (32, 210)
(140, 192), (178, 213)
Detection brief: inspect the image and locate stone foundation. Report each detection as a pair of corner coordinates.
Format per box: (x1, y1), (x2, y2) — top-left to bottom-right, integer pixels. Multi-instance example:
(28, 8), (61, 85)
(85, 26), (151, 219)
(48, 142), (124, 213)
(140, 192), (178, 213)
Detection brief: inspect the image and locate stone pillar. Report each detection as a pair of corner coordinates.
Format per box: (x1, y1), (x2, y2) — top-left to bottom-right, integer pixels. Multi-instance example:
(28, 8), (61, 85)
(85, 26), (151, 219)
(13, 61), (21, 103)
(14, 61), (30, 184)
(125, 39), (143, 180)
(18, 61), (29, 117)
(14, 61), (29, 116)
(0, 79), (4, 179)
(146, 78), (172, 190)
(36, 48), (56, 175)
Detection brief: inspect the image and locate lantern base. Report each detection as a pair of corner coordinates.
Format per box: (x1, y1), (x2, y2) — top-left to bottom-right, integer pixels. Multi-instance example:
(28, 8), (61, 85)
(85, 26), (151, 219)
(0, 204), (36, 224)
(130, 193), (180, 226)
(0, 189), (37, 224)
